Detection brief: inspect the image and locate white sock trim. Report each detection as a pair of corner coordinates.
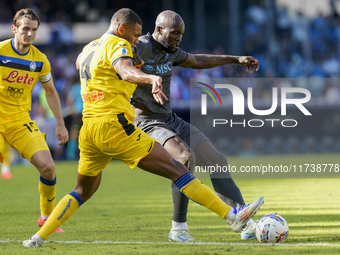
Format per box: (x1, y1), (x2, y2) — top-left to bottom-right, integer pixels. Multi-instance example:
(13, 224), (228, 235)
(171, 220), (188, 231)
(1, 165), (10, 173)
(41, 215), (48, 220)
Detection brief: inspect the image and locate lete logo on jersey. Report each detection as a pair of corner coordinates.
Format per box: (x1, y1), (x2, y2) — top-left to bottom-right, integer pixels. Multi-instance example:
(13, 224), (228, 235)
(2, 70), (34, 85)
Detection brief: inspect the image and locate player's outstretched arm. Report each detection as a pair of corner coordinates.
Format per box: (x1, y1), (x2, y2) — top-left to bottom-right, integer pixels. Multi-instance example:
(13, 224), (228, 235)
(41, 78), (69, 145)
(179, 53), (259, 73)
(114, 58), (168, 104)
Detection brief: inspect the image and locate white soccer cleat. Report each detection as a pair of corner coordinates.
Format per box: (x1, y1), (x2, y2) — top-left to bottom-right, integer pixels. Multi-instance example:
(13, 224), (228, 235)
(241, 220), (258, 240)
(168, 229), (195, 242)
(229, 197), (264, 233)
(22, 237), (44, 248)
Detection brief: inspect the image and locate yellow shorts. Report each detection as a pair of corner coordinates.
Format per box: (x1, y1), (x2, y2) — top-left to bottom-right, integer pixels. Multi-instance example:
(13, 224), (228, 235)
(0, 116), (49, 162)
(78, 114), (156, 177)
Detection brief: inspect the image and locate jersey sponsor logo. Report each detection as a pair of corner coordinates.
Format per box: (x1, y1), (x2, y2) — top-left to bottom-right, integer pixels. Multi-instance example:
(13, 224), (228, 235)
(2, 70), (35, 85)
(1, 59), (11, 64)
(156, 62), (172, 74)
(146, 59), (154, 63)
(30, 61), (36, 71)
(143, 65), (154, 72)
(6, 86), (24, 98)
(81, 90), (104, 103)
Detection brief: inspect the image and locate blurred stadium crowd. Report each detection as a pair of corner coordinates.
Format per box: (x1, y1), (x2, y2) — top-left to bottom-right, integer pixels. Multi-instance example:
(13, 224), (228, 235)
(1, 0), (340, 160)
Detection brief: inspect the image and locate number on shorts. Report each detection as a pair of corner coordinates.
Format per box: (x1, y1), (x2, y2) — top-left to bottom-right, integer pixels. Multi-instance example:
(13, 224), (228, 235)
(23, 122), (36, 132)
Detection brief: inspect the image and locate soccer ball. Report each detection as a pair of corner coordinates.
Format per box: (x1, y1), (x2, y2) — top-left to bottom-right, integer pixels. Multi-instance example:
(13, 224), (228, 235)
(255, 214), (289, 243)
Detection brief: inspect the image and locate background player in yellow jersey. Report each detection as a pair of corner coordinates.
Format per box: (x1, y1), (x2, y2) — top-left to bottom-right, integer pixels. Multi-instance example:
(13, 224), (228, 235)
(0, 142), (13, 179)
(23, 8), (263, 247)
(0, 9), (69, 232)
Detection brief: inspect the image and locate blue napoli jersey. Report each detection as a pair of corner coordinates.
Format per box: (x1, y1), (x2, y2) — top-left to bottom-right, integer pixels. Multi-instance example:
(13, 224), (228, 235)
(131, 33), (188, 114)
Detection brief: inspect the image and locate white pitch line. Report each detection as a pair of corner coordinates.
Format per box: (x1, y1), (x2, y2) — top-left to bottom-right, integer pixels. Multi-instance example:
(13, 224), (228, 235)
(1, 239), (340, 247)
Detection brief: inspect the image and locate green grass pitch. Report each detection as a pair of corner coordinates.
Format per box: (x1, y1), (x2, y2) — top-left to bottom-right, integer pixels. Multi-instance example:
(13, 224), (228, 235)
(0, 154), (339, 254)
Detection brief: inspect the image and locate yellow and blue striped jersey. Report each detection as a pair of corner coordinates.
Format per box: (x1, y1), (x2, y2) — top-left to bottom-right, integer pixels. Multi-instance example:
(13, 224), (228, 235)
(0, 39), (51, 122)
(79, 32), (136, 121)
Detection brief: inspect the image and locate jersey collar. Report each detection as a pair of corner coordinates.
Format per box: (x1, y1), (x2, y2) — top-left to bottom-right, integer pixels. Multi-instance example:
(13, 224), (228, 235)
(11, 38), (30, 56)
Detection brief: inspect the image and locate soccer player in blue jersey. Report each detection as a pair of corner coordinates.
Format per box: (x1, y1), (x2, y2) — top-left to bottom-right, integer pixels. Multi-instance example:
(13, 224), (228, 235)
(0, 8), (69, 232)
(23, 8), (263, 248)
(131, 10), (260, 242)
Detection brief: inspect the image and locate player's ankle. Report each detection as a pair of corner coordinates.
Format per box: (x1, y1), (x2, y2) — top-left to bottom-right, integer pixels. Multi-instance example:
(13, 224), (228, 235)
(171, 220), (188, 231)
(225, 207), (237, 225)
(32, 234), (45, 245)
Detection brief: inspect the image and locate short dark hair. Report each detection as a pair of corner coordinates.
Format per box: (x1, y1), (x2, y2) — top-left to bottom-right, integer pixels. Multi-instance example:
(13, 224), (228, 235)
(13, 8), (40, 27)
(111, 8), (142, 26)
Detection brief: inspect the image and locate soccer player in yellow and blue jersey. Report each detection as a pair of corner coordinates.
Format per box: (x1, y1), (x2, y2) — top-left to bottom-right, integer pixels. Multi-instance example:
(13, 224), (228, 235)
(0, 8), (69, 232)
(23, 8), (263, 247)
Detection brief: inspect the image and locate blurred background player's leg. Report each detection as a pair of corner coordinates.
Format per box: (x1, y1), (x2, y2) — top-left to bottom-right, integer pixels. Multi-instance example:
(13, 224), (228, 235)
(1, 142), (13, 180)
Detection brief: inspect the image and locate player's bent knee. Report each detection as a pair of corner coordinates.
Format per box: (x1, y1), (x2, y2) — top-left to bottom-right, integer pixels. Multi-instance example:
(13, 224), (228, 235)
(73, 187), (95, 203)
(38, 160), (56, 180)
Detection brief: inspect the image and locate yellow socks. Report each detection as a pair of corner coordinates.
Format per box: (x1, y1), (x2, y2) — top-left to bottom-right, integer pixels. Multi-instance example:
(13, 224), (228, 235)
(2, 143), (10, 166)
(175, 173), (231, 219)
(39, 177), (57, 217)
(37, 191), (83, 240)
(36, 173), (229, 241)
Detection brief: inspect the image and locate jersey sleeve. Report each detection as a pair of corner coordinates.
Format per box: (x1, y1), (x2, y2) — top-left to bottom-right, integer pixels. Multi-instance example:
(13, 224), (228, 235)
(107, 40), (133, 66)
(39, 53), (51, 77)
(173, 49), (188, 66)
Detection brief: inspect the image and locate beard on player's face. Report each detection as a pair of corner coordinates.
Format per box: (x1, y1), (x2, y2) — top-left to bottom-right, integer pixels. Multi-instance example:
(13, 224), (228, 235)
(159, 35), (176, 53)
